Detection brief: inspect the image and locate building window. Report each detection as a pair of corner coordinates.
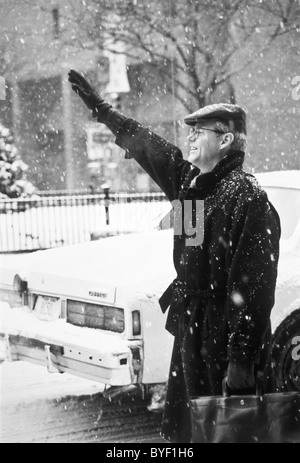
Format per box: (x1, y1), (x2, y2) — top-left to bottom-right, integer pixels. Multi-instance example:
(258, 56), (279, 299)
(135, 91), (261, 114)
(52, 8), (60, 39)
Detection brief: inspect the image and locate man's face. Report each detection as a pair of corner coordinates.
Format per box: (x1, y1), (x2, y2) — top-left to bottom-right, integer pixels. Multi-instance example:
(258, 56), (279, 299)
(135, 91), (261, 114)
(187, 121), (225, 172)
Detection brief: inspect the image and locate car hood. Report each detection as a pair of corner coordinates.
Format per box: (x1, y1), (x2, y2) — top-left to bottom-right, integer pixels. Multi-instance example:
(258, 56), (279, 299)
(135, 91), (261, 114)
(17, 229), (175, 303)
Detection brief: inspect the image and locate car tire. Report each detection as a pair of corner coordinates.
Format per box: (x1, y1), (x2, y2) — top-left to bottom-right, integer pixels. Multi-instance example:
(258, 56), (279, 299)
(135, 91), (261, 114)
(271, 309), (300, 392)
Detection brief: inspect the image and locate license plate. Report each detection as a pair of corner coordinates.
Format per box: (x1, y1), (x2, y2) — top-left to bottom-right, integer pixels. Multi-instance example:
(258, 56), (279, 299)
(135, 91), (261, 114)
(34, 296), (61, 321)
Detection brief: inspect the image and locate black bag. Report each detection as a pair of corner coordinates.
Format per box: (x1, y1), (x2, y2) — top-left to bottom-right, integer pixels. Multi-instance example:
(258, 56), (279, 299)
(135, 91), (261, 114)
(189, 378), (300, 443)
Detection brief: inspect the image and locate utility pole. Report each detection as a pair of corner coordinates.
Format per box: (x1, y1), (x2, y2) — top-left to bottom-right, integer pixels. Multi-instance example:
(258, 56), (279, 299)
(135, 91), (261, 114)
(11, 75), (21, 151)
(61, 68), (74, 190)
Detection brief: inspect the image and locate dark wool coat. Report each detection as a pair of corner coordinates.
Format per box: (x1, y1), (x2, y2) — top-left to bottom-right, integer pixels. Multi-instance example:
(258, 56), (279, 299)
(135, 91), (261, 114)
(114, 118), (281, 443)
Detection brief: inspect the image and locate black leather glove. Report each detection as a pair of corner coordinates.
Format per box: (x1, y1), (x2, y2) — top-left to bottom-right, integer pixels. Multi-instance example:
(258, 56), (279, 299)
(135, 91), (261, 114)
(68, 69), (112, 117)
(226, 361), (255, 390)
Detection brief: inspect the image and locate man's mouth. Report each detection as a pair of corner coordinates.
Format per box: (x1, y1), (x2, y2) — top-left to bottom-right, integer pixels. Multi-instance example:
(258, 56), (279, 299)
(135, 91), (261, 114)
(190, 147), (197, 151)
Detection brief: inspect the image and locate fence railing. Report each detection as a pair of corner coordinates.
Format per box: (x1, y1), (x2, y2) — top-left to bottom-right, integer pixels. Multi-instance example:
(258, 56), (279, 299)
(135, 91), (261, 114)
(0, 192), (170, 253)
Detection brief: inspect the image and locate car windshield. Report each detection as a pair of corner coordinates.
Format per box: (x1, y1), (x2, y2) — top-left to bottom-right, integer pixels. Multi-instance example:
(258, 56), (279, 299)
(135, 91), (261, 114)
(264, 186), (300, 240)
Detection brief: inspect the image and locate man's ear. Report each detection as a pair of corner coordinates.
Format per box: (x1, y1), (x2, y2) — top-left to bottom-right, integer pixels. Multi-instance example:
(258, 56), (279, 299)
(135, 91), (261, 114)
(220, 132), (234, 149)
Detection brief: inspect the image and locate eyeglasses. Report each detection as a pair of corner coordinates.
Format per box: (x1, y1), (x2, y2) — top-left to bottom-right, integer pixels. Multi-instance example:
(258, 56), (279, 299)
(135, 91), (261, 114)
(188, 127), (226, 138)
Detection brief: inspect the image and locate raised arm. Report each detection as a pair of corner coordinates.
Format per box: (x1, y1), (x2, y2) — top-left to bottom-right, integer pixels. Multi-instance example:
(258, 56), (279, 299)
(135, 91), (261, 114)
(68, 69), (193, 201)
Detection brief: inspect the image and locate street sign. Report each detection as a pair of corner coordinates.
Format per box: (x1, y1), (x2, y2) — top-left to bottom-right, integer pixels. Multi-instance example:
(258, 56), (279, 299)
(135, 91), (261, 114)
(86, 124), (114, 160)
(104, 41), (130, 94)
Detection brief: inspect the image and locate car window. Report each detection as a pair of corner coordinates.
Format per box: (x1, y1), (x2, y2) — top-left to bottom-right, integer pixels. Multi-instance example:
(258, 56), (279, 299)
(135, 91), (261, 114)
(157, 208), (174, 230)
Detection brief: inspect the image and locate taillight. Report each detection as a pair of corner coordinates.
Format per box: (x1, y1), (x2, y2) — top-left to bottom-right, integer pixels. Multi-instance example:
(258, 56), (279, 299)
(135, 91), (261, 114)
(61, 299), (67, 319)
(67, 300), (125, 333)
(132, 310), (141, 336)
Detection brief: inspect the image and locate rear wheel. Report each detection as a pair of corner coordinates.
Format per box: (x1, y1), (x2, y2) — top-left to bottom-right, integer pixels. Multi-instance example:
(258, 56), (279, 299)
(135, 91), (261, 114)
(271, 310), (300, 392)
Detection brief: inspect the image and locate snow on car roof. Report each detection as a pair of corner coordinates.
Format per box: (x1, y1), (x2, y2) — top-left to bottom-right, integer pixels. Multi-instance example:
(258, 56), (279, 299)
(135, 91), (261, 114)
(254, 170), (300, 190)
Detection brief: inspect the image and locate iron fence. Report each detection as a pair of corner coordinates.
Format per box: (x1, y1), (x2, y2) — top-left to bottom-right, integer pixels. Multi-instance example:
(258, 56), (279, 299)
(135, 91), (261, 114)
(0, 192), (169, 253)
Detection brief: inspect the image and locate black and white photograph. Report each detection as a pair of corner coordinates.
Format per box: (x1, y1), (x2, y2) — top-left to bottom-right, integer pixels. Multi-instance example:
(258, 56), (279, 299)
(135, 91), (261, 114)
(0, 0), (299, 447)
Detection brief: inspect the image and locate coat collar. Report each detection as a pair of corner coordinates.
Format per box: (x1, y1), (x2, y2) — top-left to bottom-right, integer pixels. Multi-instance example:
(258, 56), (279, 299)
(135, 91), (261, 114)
(186, 150), (245, 200)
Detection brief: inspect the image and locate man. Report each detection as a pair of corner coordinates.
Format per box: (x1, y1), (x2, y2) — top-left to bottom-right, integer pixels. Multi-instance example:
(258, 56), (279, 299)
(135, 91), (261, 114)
(68, 69), (281, 443)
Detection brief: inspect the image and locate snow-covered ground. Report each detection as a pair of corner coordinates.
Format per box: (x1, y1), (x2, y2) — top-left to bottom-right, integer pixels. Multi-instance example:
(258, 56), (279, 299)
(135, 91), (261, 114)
(0, 358), (165, 444)
(0, 359), (104, 408)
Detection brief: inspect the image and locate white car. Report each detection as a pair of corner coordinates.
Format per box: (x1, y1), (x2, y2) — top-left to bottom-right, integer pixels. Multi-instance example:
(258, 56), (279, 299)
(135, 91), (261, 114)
(0, 170), (299, 396)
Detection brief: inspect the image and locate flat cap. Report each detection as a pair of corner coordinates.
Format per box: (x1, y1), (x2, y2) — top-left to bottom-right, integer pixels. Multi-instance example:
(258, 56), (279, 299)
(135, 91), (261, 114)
(184, 103), (247, 134)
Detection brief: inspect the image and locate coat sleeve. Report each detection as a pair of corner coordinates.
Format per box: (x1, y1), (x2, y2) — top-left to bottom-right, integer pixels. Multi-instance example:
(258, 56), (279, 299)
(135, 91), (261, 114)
(226, 192), (281, 364)
(114, 118), (193, 202)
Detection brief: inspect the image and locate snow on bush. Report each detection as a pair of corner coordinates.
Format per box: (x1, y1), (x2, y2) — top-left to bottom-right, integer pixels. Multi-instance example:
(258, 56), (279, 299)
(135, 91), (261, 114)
(0, 123), (36, 198)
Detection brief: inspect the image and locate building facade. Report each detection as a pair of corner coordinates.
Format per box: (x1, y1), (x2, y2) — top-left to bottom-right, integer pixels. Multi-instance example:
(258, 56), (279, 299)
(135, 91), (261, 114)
(0, 0), (299, 193)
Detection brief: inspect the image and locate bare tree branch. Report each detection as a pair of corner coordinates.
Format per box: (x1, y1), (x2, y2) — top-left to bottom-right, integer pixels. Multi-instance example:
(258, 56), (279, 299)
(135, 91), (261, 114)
(4, 0), (298, 109)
